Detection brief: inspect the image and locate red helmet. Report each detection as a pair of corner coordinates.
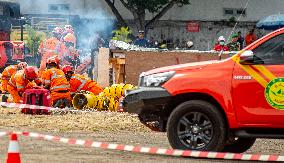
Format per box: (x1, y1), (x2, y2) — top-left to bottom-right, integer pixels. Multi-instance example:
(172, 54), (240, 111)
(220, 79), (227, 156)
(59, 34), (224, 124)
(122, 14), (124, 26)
(17, 62), (28, 70)
(62, 65), (74, 74)
(24, 66), (38, 80)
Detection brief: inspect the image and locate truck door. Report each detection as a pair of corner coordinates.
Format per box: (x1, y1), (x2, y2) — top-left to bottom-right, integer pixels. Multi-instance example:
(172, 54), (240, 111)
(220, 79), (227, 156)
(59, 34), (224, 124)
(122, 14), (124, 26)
(233, 33), (284, 126)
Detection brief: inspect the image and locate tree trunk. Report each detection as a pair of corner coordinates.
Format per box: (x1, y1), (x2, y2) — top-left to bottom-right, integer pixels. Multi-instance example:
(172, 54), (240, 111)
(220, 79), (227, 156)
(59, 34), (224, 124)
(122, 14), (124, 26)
(104, 0), (128, 27)
(133, 10), (146, 31)
(145, 0), (177, 30)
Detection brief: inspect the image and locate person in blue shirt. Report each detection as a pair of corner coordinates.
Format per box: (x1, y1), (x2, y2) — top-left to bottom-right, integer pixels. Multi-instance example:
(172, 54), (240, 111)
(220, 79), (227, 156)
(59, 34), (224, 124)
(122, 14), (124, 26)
(134, 30), (149, 47)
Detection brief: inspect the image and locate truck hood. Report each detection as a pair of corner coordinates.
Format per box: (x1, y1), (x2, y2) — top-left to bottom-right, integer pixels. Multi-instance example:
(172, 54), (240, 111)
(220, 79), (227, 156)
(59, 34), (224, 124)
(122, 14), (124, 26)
(144, 60), (222, 75)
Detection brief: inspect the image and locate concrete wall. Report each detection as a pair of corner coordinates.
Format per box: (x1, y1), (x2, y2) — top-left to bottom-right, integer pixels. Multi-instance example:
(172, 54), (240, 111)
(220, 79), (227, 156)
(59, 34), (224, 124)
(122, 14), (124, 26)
(161, 0), (284, 22)
(12, 0), (284, 22)
(146, 21), (270, 51)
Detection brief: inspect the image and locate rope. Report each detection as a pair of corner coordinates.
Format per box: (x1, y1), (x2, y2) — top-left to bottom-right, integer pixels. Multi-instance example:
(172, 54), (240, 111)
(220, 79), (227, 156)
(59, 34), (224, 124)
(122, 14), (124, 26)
(226, 0), (251, 44)
(219, 0), (251, 59)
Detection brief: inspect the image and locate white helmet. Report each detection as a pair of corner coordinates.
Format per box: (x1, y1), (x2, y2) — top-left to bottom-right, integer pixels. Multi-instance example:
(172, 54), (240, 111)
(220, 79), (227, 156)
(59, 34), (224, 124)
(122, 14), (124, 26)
(187, 41), (193, 48)
(218, 36), (226, 42)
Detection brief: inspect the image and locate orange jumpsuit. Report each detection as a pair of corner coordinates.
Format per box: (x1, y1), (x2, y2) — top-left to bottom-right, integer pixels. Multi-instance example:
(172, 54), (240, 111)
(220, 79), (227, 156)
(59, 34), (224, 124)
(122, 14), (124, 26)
(42, 68), (71, 105)
(70, 74), (103, 95)
(7, 70), (36, 103)
(1, 65), (17, 92)
(38, 37), (66, 74)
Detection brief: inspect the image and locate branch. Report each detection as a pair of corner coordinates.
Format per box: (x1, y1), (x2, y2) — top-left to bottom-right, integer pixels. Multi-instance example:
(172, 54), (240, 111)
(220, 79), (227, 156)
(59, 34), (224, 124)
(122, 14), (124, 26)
(119, 0), (136, 13)
(145, 0), (177, 29)
(104, 0), (128, 27)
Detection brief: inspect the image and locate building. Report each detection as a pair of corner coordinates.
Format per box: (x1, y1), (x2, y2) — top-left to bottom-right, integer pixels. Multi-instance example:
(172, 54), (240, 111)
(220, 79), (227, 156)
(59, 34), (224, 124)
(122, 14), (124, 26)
(4, 0), (284, 50)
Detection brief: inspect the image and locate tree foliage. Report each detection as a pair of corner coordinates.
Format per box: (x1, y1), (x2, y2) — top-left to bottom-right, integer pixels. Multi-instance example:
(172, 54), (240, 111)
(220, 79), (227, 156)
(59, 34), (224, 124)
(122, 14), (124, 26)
(112, 26), (132, 43)
(105, 0), (190, 31)
(25, 25), (46, 55)
(125, 0), (189, 13)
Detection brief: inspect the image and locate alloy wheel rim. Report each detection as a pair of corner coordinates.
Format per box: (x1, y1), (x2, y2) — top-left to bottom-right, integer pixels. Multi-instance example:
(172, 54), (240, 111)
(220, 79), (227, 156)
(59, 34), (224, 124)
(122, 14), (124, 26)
(177, 112), (213, 150)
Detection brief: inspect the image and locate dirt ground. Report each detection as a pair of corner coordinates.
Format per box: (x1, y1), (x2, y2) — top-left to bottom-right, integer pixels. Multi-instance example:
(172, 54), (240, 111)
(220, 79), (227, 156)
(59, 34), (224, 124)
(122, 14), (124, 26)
(0, 109), (283, 163)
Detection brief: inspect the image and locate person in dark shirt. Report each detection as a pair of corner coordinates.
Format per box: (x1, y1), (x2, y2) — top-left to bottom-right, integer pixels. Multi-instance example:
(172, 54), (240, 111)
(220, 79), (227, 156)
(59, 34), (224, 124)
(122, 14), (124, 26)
(237, 31), (244, 49)
(134, 30), (149, 47)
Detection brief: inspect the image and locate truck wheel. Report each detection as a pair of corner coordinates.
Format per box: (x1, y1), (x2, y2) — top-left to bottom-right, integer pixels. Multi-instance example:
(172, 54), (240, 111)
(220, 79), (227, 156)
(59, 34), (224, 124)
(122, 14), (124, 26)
(223, 138), (256, 153)
(167, 100), (227, 151)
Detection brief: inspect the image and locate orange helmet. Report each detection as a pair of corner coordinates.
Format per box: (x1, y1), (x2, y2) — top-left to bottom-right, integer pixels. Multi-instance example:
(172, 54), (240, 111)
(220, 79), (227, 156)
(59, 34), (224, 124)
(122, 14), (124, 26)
(62, 65), (74, 74)
(17, 62), (28, 70)
(24, 66), (38, 80)
(63, 33), (76, 44)
(52, 27), (63, 35)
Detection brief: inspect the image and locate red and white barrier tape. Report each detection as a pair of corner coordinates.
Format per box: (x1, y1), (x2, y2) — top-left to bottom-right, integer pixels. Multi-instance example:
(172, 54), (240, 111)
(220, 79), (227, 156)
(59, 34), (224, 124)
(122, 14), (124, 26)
(5, 131), (282, 162)
(0, 102), (61, 111)
(0, 131), (8, 137)
(0, 102), (96, 113)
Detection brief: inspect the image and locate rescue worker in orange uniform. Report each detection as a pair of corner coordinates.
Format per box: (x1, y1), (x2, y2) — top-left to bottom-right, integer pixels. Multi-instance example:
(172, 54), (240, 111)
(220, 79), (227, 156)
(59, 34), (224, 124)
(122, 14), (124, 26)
(60, 33), (80, 68)
(62, 65), (103, 96)
(7, 66), (41, 103)
(38, 27), (66, 74)
(1, 62), (28, 93)
(42, 57), (71, 108)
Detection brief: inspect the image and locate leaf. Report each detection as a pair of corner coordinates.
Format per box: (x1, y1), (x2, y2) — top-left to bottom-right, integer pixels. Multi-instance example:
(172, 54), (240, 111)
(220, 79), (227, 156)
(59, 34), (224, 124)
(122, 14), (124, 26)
(24, 25), (46, 55)
(111, 26), (132, 43)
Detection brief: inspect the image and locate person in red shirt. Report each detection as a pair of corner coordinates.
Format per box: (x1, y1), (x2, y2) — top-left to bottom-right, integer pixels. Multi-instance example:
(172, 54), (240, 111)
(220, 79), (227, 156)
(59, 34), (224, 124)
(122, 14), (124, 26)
(214, 36), (229, 51)
(245, 29), (257, 47)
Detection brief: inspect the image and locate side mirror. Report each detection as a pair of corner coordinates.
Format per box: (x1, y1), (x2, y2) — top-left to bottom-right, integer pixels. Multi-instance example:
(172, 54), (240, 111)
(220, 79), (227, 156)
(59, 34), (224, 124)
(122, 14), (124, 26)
(239, 50), (254, 65)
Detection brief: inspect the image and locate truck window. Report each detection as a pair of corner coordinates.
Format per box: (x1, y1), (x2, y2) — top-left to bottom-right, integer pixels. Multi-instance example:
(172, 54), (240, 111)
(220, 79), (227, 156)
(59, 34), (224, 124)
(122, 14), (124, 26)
(252, 34), (284, 65)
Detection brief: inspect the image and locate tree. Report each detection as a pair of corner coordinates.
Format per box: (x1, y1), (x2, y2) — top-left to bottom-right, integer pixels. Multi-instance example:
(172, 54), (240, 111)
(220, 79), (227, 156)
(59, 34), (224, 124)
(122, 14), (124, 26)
(105, 0), (190, 32)
(112, 26), (132, 43)
(25, 25), (46, 55)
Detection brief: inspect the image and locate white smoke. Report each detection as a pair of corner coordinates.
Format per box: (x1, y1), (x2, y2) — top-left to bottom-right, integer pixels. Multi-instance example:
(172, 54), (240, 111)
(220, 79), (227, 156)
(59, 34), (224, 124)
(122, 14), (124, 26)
(14, 0), (115, 50)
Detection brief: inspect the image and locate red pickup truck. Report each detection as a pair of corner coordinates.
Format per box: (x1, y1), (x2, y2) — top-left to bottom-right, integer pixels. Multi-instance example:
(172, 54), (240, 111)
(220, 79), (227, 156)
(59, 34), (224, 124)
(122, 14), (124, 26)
(123, 28), (284, 153)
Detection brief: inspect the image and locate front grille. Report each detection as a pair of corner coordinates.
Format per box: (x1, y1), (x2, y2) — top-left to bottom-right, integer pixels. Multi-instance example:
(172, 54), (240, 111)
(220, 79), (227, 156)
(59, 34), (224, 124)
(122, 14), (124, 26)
(126, 94), (140, 102)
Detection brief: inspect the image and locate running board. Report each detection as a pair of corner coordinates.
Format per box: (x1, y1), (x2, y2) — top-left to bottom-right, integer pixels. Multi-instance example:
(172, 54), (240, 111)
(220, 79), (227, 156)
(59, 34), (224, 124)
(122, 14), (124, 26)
(234, 129), (284, 139)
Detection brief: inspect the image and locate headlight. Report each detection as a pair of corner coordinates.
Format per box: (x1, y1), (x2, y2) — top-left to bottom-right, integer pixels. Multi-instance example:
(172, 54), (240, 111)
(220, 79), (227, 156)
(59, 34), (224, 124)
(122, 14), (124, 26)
(139, 71), (175, 87)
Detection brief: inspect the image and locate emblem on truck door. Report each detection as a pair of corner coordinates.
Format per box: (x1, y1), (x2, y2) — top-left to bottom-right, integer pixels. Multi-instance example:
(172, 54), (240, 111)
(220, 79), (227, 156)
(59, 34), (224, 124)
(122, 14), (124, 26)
(265, 78), (284, 110)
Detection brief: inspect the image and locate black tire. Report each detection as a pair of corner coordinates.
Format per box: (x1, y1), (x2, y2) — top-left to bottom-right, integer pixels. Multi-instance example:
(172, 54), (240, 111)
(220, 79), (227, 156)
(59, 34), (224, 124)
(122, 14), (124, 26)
(223, 138), (256, 153)
(167, 100), (227, 151)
